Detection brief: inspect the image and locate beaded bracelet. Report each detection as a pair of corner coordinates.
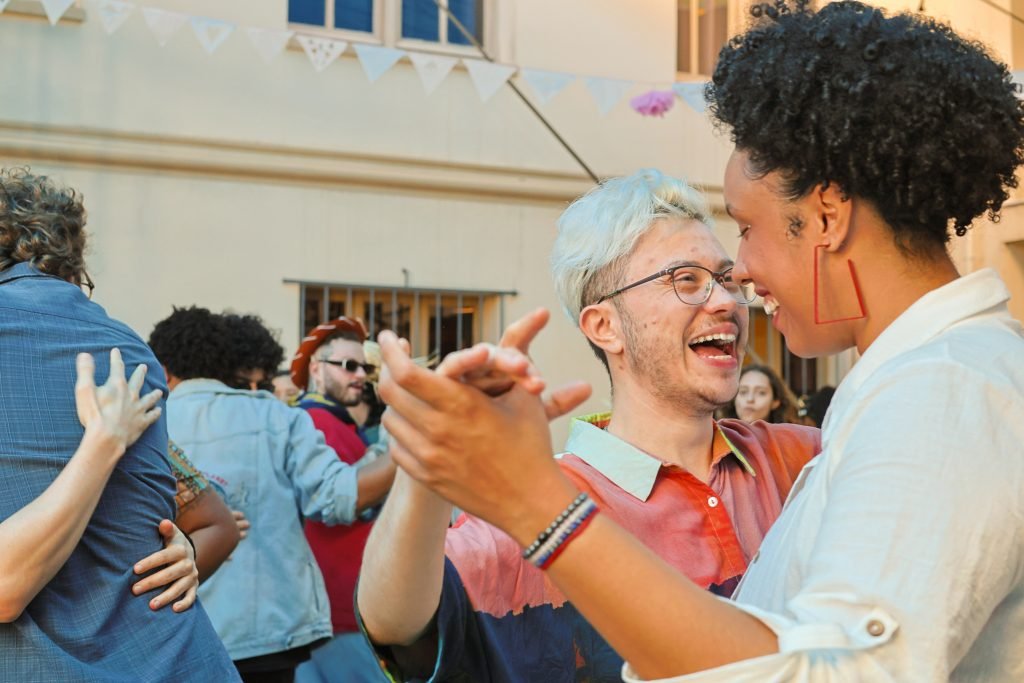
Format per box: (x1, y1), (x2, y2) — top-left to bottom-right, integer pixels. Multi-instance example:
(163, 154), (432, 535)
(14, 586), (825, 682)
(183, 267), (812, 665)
(523, 494), (600, 569)
(535, 504), (599, 570)
(521, 492), (589, 560)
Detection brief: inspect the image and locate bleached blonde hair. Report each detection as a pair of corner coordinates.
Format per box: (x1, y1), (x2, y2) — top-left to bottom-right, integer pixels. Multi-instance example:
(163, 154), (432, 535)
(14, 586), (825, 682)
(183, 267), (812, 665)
(551, 168), (712, 326)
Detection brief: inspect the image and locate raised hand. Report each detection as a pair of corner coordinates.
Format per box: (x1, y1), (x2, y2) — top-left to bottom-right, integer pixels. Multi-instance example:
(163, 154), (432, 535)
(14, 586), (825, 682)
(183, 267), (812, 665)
(75, 349), (162, 457)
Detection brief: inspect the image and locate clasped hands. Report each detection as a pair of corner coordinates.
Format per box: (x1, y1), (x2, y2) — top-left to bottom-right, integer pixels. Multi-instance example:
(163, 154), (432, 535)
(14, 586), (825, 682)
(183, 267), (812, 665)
(377, 309), (592, 545)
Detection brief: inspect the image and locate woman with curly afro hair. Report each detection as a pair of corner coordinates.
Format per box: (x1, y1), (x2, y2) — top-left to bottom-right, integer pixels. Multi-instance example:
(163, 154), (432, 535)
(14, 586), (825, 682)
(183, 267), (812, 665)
(366, 2), (1024, 682)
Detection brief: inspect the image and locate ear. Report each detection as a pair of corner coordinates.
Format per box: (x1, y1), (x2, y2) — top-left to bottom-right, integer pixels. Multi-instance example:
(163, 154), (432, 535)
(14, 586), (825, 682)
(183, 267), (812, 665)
(771, 398), (781, 410)
(811, 181), (853, 253)
(579, 302), (624, 359)
(163, 366), (181, 391)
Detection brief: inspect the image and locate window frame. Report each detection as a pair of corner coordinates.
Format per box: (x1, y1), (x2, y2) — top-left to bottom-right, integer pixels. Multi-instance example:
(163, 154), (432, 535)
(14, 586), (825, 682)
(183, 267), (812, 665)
(675, 0), (737, 78)
(286, 0), (495, 57)
(288, 279), (515, 361)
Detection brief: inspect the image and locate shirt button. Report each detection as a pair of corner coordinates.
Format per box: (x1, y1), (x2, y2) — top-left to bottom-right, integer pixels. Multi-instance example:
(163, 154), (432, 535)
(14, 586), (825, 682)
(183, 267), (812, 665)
(866, 619), (885, 637)
(708, 496), (719, 508)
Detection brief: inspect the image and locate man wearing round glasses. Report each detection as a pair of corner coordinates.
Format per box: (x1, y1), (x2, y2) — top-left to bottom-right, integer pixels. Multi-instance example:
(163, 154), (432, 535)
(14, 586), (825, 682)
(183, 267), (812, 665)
(290, 318), (396, 683)
(357, 169), (819, 682)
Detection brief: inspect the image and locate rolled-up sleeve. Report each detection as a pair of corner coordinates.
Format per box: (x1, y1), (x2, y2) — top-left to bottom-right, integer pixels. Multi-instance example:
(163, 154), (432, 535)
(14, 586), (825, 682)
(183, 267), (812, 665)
(624, 360), (1023, 682)
(282, 408), (360, 524)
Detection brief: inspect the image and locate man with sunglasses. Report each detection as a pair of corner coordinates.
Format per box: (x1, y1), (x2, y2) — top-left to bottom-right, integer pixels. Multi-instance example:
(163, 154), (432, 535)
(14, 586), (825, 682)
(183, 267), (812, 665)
(288, 318), (396, 683)
(356, 169), (822, 682)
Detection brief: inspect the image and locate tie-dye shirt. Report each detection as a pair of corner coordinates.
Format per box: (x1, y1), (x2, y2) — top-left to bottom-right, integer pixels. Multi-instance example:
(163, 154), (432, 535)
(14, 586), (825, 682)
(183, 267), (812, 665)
(374, 415), (820, 683)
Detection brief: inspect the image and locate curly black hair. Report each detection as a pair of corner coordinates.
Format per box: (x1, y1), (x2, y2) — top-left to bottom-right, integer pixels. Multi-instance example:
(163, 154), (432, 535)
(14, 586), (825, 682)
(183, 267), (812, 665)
(708, 1), (1024, 251)
(148, 306), (237, 384)
(0, 167), (90, 285)
(222, 313), (284, 378)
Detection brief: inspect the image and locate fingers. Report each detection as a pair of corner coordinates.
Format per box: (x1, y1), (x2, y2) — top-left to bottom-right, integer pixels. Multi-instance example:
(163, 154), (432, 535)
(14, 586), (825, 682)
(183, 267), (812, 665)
(232, 510), (250, 539)
(133, 545), (186, 578)
(435, 344), (492, 379)
(127, 361), (148, 397)
(436, 345), (544, 397)
(148, 567), (197, 612)
(379, 331), (463, 409)
(139, 388), (163, 413)
(107, 348), (126, 387)
(75, 353), (97, 396)
(74, 353), (98, 427)
(380, 409), (441, 486)
(172, 581), (197, 612)
(498, 308), (550, 354)
(542, 381), (593, 421)
(157, 518), (177, 542)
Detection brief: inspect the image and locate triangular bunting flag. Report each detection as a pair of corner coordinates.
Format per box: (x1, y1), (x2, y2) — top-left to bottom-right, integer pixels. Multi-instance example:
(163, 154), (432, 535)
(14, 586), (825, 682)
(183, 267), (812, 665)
(296, 35), (347, 73)
(519, 68), (574, 105)
(672, 82), (709, 114)
(0, 0), (10, 13)
(40, 0), (75, 25)
(584, 77), (633, 116)
(142, 7), (189, 47)
(97, 0), (134, 35)
(353, 44), (406, 84)
(409, 53), (457, 95)
(191, 17), (235, 54)
(246, 28), (294, 64)
(463, 59), (516, 103)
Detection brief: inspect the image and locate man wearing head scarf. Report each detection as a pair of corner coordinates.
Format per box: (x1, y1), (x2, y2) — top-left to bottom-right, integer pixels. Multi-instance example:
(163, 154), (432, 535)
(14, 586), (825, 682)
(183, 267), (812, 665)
(291, 318), (397, 683)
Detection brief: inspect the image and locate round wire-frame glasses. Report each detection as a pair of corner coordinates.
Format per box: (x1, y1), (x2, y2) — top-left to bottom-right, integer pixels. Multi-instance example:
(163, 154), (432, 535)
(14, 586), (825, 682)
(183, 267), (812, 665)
(596, 264), (756, 306)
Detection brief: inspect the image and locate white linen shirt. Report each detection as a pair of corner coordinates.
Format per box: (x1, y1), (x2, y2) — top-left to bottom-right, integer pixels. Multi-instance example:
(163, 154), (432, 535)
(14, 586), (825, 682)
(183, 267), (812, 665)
(624, 268), (1024, 682)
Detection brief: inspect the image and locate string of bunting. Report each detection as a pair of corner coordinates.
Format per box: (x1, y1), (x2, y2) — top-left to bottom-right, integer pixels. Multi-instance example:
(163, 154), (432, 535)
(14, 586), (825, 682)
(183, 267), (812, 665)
(13, 0), (713, 118)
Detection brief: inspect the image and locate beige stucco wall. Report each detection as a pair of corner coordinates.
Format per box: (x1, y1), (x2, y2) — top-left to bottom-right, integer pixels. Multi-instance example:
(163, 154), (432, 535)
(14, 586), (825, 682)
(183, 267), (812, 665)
(3, 0), (1022, 443)
(0, 0), (739, 445)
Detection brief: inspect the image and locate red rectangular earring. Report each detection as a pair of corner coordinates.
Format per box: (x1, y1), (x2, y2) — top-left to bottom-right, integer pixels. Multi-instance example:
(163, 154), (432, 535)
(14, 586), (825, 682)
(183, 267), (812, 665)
(813, 244), (867, 324)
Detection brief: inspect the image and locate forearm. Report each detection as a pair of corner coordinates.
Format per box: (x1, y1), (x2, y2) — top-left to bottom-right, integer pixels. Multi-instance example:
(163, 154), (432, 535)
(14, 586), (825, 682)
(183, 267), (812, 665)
(0, 432), (121, 621)
(357, 467), (451, 645)
(507, 476), (778, 679)
(176, 490), (240, 583)
(354, 452), (396, 513)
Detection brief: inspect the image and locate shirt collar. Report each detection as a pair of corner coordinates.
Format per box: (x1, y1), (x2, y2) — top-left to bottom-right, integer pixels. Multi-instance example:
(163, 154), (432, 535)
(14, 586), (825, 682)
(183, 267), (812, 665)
(825, 268), (1010, 431)
(0, 262), (49, 285)
(563, 412), (756, 502)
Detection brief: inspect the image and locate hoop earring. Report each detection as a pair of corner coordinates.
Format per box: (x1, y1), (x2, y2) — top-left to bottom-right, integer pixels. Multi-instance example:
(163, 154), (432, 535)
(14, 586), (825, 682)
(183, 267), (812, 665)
(813, 244), (866, 325)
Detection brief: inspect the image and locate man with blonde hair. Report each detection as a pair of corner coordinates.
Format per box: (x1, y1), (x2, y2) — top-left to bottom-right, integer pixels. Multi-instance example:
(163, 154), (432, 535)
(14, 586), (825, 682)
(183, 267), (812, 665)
(356, 169), (821, 682)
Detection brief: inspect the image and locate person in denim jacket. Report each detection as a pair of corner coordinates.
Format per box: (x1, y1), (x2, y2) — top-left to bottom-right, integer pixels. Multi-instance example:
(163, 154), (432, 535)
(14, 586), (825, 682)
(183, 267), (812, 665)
(150, 307), (394, 683)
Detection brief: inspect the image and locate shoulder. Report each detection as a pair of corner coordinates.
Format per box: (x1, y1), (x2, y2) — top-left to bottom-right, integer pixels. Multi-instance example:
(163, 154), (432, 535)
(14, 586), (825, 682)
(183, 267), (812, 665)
(718, 418), (821, 475)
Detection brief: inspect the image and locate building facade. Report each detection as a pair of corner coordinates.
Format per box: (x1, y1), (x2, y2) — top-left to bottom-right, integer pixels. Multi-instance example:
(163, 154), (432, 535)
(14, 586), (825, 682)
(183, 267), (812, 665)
(1, 0), (1020, 441)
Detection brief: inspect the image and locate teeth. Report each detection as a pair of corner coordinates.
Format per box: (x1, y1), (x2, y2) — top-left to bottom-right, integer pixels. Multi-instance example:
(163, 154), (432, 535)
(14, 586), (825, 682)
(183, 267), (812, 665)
(689, 333), (737, 346)
(764, 299), (779, 317)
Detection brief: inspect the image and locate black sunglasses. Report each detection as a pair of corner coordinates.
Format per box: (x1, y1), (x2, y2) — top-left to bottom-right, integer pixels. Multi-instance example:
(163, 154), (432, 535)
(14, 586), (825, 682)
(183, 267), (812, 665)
(320, 358), (375, 374)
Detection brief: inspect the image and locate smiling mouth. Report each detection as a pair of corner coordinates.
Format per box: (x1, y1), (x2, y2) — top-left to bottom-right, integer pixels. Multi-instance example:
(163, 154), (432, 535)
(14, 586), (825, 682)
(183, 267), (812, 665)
(688, 332), (737, 360)
(763, 297), (779, 318)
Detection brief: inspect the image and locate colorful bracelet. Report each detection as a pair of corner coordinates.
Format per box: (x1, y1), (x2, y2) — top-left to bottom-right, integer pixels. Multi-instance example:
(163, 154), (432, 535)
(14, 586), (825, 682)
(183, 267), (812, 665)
(535, 505), (599, 570)
(521, 492), (589, 559)
(523, 494), (600, 569)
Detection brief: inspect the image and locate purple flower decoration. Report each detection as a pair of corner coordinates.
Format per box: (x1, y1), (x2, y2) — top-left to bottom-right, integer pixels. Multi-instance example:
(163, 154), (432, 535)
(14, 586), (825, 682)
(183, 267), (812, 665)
(630, 89), (676, 117)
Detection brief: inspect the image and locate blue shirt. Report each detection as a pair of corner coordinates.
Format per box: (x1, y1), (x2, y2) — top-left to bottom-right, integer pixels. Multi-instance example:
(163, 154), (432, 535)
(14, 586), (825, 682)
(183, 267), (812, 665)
(0, 263), (237, 682)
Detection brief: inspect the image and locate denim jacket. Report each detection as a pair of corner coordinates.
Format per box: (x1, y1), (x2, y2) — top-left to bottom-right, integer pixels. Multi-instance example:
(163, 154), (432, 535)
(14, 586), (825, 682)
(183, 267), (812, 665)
(166, 379), (360, 661)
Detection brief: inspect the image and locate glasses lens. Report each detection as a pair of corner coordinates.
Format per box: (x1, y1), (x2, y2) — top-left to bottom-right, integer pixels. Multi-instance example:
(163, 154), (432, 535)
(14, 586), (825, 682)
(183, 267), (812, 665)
(735, 281), (756, 303)
(670, 267), (712, 305)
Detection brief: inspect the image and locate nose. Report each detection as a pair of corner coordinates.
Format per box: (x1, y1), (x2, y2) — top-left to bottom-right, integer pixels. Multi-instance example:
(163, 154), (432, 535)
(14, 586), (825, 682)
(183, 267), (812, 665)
(354, 365), (367, 379)
(732, 250), (752, 288)
(702, 278), (739, 316)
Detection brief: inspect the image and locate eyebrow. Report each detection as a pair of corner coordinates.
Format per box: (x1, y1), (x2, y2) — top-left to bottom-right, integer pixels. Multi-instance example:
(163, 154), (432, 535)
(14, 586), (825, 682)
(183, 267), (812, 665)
(663, 258), (735, 271)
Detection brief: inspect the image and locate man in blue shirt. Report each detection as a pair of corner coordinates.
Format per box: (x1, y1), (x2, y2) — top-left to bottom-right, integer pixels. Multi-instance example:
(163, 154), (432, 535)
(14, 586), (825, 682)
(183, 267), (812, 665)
(0, 168), (237, 681)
